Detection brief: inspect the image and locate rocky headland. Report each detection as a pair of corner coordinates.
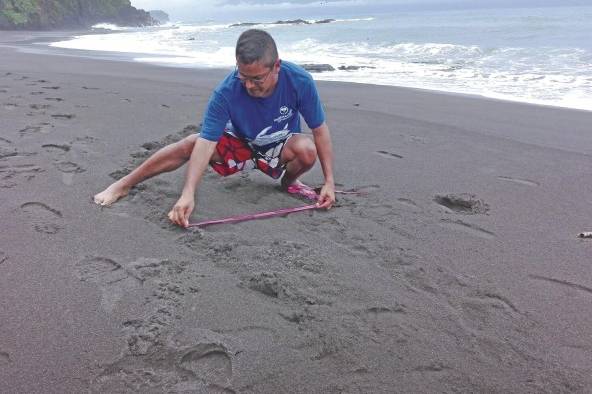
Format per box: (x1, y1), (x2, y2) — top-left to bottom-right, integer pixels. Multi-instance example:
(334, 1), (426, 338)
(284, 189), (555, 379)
(148, 10), (169, 24)
(0, 0), (156, 30)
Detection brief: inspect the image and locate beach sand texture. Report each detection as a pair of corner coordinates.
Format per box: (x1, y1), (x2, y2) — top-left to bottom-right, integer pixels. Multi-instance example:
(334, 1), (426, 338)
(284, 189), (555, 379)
(1, 33), (592, 393)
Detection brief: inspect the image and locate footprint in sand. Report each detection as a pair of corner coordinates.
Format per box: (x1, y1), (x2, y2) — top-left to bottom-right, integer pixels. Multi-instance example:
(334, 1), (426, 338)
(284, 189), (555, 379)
(75, 256), (142, 313)
(0, 351), (10, 365)
(20, 201), (63, 234)
(0, 162), (44, 188)
(1, 139), (43, 185)
(55, 161), (85, 174)
(124, 284), (187, 354)
(413, 362), (451, 372)
(246, 268), (333, 306)
(434, 193), (489, 214)
(0, 250), (8, 265)
(2, 101), (19, 108)
(375, 150), (403, 159)
(30, 91), (44, 95)
(180, 343), (233, 386)
(92, 344), (234, 393)
(497, 176), (540, 187)
(42, 142), (85, 176)
(19, 122), (54, 136)
(42, 86), (60, 90)
(51, 114), (75, 120)
(0, 137), (17, 159)
(90, 258), (190, 353)
(42, 143), (70, 153)
(351, 305), (408, 328)
(29, 104), (51, 111)
(44, 97), (63, 102)
(76, 257), (126, 283)
(72, 136), (98, 153)
(248, 272), (283, 298)
(402, 134), (428, 144)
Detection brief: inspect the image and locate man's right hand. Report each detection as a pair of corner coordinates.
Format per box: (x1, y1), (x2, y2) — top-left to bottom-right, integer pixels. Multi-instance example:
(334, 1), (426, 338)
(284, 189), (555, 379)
(168, 192), (195, 228)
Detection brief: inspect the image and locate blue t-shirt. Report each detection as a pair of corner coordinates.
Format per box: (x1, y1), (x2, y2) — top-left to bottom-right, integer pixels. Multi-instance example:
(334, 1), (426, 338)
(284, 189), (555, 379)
(200, 61), (325, 150)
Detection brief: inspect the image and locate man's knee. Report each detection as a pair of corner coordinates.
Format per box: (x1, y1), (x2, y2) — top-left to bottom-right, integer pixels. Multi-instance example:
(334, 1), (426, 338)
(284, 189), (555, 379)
(177, 134), (199, 158)
(177, 134), (223, 163)
(289, 136), (317, 166)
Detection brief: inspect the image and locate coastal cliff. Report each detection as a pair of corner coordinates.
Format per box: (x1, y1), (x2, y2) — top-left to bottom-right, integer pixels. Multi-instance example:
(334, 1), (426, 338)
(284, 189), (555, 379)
(0, 0), (156, 30)
(148, 10), (168, 24)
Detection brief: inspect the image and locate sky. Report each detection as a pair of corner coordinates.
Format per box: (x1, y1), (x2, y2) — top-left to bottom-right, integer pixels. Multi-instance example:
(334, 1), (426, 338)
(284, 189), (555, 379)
(130, 0), (589, 22)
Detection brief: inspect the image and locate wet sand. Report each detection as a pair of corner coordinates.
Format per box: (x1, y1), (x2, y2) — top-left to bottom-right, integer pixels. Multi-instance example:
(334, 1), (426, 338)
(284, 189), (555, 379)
(1, 31), (592, 393)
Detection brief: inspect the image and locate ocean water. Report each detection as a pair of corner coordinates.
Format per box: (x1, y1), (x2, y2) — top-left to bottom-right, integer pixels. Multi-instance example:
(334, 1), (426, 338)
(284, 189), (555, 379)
(51, 6), (592, 111)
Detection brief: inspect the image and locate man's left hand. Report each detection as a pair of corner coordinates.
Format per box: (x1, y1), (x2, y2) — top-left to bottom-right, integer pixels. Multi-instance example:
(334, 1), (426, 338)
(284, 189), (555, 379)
(316, 183), (336, 209)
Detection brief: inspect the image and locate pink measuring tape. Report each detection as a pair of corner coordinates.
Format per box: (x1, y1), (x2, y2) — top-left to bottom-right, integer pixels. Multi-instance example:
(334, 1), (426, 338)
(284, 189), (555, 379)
(187, 203), (319, 228)
(187, 187), (365, 228)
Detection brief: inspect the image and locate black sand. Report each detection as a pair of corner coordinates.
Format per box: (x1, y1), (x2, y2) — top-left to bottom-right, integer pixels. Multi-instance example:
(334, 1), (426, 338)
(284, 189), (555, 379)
(1, 31), (592, 393)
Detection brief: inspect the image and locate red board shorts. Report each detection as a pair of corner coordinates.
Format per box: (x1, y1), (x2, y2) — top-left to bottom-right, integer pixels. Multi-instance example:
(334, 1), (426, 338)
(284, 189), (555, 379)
(210, 132), (290, 180)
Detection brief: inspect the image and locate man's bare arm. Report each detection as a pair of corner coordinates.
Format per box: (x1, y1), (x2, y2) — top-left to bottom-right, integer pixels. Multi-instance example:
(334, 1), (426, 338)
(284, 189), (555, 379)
(168, 137), (217, 227)
(311, 122), (336, 209)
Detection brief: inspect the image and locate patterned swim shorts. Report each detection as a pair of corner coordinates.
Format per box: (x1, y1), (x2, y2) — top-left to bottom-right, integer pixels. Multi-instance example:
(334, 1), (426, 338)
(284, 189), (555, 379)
(210, 132), (290, 180)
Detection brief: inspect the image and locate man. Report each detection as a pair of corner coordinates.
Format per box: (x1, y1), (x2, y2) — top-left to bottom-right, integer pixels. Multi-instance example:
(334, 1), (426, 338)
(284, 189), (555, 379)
(94, 29), (335, 228)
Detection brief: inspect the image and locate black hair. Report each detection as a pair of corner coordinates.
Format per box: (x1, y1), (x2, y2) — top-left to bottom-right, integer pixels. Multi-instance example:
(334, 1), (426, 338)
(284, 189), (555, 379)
(235, 29), (278, 66)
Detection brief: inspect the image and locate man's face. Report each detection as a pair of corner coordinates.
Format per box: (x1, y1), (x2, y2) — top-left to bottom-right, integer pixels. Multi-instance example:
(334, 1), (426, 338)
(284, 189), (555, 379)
(236, 59), (280, 98)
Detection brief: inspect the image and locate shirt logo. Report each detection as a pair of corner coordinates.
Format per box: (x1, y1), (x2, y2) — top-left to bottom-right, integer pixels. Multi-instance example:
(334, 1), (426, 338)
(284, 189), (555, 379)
(274, 105), (294, 123)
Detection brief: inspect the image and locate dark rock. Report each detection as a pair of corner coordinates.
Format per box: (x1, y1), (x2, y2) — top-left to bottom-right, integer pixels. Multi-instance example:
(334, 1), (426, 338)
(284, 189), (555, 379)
(231, 18), (326, 27)
(300, 63), (335, 73)
(229, 22), (259, 27)
(272, 19), (310, 25)
(338, 65), (377, 71)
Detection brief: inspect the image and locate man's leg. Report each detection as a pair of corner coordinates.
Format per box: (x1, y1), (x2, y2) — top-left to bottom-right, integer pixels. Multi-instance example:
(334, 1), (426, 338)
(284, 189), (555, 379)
(94, 134), (222, 206)
(279, 134), (317, 189)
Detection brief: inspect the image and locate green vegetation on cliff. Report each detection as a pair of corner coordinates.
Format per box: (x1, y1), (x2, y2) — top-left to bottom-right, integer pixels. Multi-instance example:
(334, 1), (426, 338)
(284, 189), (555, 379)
(0, 0), (155, 30)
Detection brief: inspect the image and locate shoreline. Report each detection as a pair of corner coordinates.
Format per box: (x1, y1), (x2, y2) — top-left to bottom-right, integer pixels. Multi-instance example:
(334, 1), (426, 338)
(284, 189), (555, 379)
(2, 29), (592, 393)
(3, 29), (591, 114)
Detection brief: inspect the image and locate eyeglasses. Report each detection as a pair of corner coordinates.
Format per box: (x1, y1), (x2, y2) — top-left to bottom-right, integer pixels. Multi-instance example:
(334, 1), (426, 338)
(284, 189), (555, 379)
(234, 65), (274, 86)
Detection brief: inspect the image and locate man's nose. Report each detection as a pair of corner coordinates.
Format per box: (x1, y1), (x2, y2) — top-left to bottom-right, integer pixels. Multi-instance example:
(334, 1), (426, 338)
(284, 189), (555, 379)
(245, 79), (256, 89)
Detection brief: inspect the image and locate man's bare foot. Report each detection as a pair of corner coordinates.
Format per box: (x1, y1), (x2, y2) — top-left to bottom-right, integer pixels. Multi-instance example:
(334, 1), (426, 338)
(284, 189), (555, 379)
(280, 178), (318, 201)
(280, 175), (299, 191)
(93, 181), (130, 206)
